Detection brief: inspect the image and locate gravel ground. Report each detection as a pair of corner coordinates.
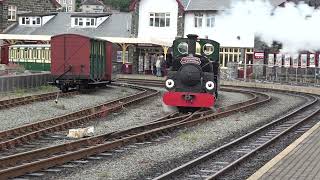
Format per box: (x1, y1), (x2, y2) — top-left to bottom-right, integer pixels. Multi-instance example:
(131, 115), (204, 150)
(0, 86), (138, 131)
(0, 85), (59, 100)
(43, 90), (257, 180)
(90, 90), (250, 136)
(19, 90), (249, 152)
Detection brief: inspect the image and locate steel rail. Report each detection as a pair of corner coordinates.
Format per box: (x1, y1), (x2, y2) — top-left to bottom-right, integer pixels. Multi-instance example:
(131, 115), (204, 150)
(116, 78), (164, 87)
(0, 89), (269, 179)
(0, 91), (79, 110)
(153, 93), (318, 180)
(0, 84), (159, 151)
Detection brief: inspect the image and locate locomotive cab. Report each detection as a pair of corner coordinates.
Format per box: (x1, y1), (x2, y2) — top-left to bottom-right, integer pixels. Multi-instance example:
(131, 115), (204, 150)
(163, 34), (220, 110)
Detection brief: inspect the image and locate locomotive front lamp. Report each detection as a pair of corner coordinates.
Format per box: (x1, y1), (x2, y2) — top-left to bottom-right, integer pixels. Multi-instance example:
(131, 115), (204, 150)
(205, 81), (215, 90)
(165, 79), (175, 89)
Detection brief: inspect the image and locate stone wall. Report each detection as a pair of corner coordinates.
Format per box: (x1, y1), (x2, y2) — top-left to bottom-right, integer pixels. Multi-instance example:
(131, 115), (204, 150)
(1, 0), (57, 31)
(130, 1), (139, 37)
(177, 10), (184, 37)
(0, 73), (53, 92)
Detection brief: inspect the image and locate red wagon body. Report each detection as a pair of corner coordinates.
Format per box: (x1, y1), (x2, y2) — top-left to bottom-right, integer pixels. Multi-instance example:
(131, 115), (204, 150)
(50, 34), (112, 91)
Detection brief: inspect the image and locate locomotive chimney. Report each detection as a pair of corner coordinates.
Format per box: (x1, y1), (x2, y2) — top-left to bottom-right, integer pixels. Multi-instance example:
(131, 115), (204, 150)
(187, 34), (198, 55)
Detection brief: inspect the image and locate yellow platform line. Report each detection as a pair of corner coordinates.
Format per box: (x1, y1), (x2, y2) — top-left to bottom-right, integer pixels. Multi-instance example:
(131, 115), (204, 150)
(247, 121), (320, 180)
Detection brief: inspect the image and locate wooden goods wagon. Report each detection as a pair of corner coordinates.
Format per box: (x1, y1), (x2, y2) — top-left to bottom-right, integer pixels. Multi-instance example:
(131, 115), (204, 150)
(50, 34), (112, 92)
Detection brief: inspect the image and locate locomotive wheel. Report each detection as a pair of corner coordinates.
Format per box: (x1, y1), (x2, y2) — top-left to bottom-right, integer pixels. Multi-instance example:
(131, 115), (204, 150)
(61, 85), (68, 93)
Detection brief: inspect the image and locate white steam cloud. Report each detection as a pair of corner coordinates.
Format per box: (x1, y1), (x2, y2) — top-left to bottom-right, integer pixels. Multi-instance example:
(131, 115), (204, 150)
(215, 0), (320, 54)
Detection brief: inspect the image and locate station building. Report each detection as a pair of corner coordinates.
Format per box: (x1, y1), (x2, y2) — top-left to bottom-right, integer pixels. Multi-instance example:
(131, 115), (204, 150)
(0, 11), (134, 73)
(129, 0), (287, 73)
(0, 0), (60, 32)
(0, 0), (294, 75)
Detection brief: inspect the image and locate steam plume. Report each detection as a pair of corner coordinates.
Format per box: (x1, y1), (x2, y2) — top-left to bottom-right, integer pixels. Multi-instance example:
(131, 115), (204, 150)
(215, 0), (320, 54)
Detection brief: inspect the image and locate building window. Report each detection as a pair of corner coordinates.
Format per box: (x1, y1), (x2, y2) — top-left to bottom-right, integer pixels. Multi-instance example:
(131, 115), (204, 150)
(86, 18), (91, 26)
(206, 15), (215, 28)
(75, 18), (78, 25)
(74, 17), (95, 27)
(149, 13), (170, 27)
(90, 18), (95, 26)
(21, 17), (41, 25)
(36, 17), (41, 24)
(78, 18), (83, 26)
(68, 6), (72, 12)
(69, 0), (72, 4)
(8, 5), (17, 21)
(26, 17), (30, 24)
(194, 14), (203, 28)
(63, 0), (66, 4)
(219, 48), (254, 68)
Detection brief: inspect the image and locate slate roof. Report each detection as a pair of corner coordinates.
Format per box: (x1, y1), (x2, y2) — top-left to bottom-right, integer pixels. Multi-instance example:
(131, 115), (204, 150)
(81, 0), (104, 6)
(50, 0), (62, 8)
(71, 13), (111, 18)
(179, 0), (191, 8)
(185, 0), (288, 11)
(19, 12), (58, 17)
(7, 12), (132, 38)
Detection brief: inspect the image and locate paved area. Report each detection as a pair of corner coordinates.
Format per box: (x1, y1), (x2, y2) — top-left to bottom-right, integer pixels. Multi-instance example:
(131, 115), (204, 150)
(248, 121), (320, 180)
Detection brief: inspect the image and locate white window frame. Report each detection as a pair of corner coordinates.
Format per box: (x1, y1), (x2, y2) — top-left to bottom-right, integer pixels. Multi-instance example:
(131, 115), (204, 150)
(86, 18), (91, 26)
(194, 13), (203, 28)
(21, 17), (41, 25)
(78, 18), (83, 26)
(149, 13), (170, 27)
(8, 5), (17, 21)
(68, 0), (72, 4)
(206, 15), (215, 28)
(90, 18), (95, 26)
(63, 0), (66, 4)
(74, 18), (78, 25)
(68, 6), (72, 12)
(74, 17), (95, 27)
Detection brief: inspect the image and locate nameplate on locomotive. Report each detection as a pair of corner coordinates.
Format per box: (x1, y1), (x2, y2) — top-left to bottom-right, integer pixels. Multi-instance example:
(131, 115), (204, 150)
(180, 57), (201, 65)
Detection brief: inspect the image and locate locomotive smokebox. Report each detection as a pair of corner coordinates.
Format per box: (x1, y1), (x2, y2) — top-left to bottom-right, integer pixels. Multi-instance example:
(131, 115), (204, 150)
(187, 34), (198, 55)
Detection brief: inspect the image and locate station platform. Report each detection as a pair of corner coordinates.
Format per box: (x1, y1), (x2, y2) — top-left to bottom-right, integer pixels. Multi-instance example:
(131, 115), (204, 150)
(248, 121), (320, 180)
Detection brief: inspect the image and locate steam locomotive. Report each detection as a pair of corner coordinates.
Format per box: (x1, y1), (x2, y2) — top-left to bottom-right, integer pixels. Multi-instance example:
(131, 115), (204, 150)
(163, 34), (220, 111)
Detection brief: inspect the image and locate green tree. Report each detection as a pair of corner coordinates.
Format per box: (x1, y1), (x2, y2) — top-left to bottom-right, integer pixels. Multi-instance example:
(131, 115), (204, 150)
(75, 0), (82, 12)
(103, 0), (131, 12)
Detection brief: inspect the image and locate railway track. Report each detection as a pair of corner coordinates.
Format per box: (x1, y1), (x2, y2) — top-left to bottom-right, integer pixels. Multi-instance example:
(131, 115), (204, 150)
(153, 93), (319, 180)
(116, 78), (164, 87)
(0, 88), (271, 179)
(0, 91), (79, 110)
(0, 84), (158, 151)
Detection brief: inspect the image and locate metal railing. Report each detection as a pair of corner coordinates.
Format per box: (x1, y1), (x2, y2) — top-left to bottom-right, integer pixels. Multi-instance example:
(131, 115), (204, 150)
(221, 63), (320, 87)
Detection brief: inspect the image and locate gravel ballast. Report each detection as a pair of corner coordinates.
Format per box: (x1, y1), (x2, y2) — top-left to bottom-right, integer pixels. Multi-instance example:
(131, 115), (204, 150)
(0, 86), (138, 131)
(44, 90), (271, 180)
(90, 90), (251, 136)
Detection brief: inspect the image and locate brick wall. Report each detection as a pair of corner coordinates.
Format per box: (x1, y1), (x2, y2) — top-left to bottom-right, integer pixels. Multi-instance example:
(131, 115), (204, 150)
(1, 0), (57, 31)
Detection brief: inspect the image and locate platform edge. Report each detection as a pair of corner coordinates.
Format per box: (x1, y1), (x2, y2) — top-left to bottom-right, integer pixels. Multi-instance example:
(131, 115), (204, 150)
(247, 121), (320, 180)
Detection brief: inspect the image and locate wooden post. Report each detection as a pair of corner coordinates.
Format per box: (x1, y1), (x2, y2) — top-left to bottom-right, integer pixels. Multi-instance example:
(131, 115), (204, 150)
(119, 43), (130, 64)
(162, 46), (169, 60)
